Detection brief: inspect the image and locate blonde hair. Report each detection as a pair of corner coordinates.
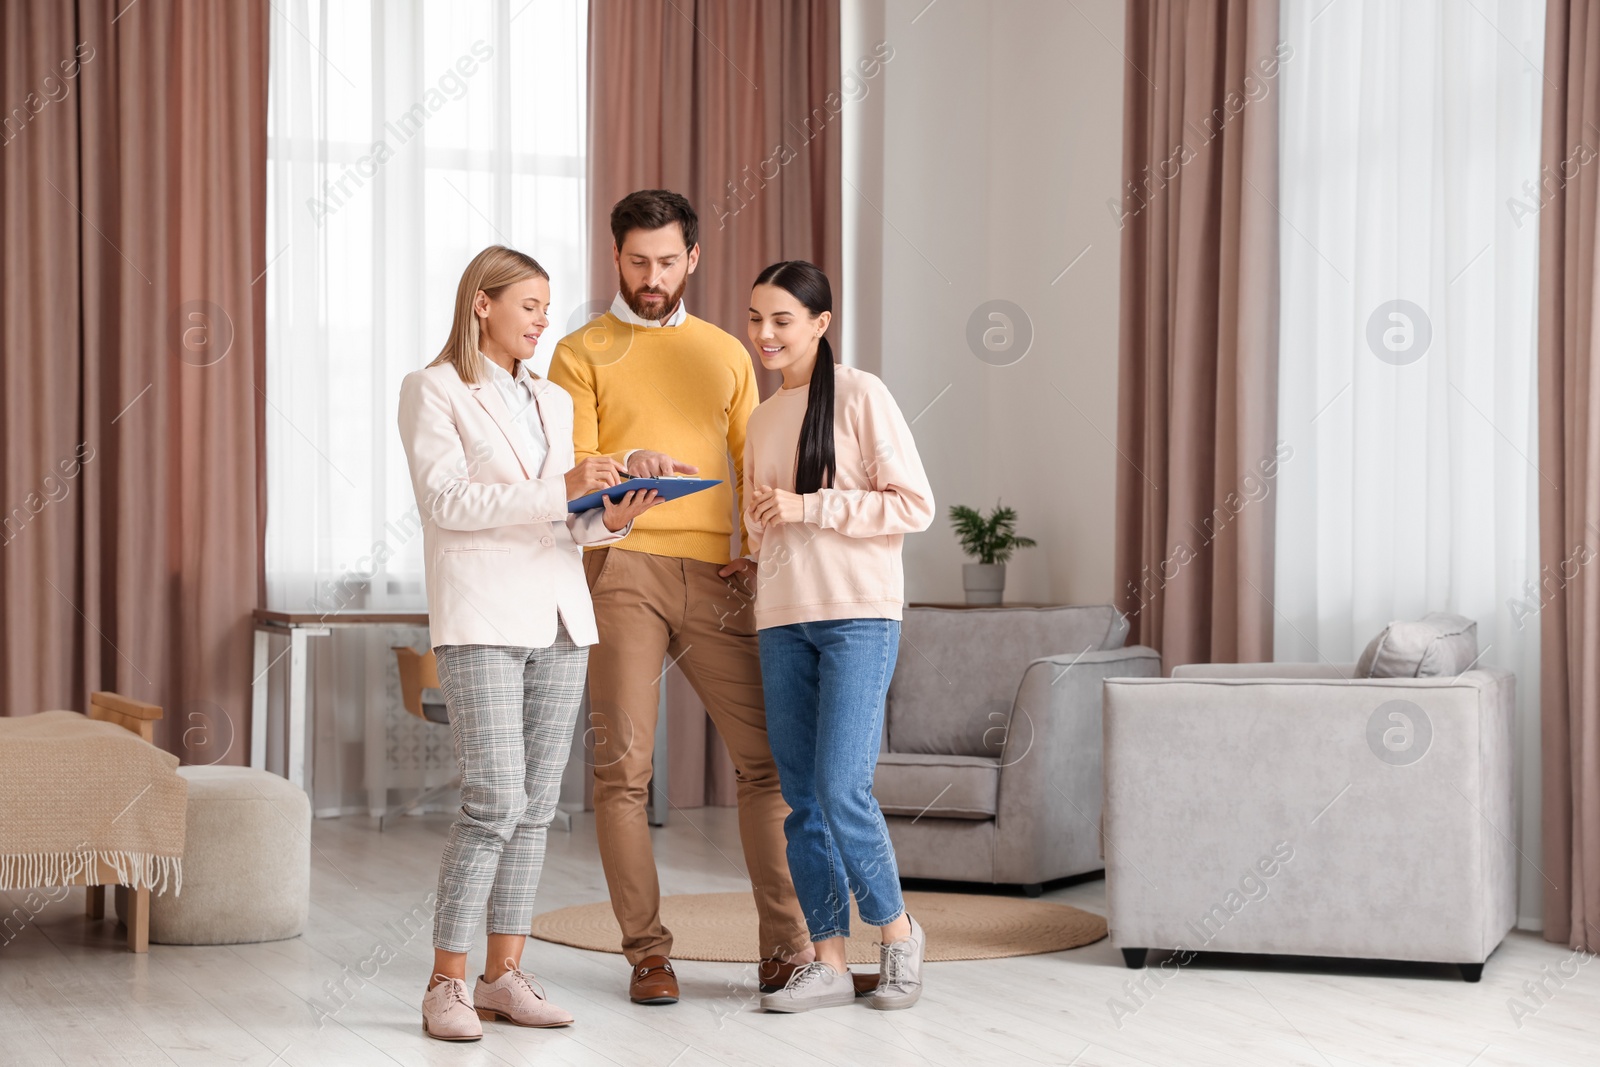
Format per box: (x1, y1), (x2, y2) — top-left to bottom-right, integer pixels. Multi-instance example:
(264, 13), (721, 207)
(430, 245), (550, 384)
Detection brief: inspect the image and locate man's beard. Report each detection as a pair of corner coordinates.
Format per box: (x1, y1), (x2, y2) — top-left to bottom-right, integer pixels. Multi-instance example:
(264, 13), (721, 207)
(620, 273), (687, 322)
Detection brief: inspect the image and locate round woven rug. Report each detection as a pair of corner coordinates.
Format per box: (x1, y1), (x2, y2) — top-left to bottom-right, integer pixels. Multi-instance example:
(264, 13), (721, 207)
(529, 891), (1105, 964)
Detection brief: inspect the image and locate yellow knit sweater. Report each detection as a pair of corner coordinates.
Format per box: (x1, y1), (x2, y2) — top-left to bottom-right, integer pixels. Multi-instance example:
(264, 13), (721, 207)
(548, 312), (757, 564)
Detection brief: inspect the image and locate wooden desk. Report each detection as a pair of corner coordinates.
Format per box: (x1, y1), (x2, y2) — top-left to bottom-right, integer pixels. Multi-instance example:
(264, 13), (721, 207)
(250, 608), (668, 826)
(251, 609), (428, 793)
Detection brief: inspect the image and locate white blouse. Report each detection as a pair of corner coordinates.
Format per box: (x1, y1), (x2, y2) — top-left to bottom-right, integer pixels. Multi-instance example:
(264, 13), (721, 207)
(483, 355), (549, 476)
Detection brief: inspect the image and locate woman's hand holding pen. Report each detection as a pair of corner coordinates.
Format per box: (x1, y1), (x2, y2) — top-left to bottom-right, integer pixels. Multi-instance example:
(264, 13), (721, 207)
(751, 484), (805, 525)
(565, 456), (625, 500)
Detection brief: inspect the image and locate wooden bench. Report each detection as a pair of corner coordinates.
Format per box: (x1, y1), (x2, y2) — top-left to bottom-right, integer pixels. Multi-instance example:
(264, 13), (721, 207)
(76, 691), (165, 953)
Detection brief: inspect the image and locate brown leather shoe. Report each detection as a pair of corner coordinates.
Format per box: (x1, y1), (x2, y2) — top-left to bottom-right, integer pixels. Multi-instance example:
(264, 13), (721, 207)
(629, 955), (679, 1005)
(757, 956), (879, 996)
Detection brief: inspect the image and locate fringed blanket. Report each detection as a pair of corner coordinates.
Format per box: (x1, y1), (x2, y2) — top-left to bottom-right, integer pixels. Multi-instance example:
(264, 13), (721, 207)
(0, 711), (186, 895)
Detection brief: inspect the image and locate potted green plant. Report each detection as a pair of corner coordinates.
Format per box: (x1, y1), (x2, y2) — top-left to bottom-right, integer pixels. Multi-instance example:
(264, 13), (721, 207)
(948, 502), (1037, 605)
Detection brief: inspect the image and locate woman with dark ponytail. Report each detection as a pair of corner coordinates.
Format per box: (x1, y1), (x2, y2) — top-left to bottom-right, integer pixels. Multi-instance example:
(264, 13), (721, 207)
(741, 260), (935, 1013)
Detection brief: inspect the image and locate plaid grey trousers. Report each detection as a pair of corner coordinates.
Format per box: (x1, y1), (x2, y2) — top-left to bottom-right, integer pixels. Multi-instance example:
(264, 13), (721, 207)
(432, 626), (588, 953)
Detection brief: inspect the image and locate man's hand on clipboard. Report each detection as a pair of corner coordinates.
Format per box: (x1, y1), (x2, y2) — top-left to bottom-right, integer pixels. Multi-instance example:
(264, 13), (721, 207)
(626, 450), (700, 478)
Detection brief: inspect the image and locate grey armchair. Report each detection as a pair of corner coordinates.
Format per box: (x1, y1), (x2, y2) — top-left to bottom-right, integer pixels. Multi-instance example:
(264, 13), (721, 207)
(872, 605), (1161, 893)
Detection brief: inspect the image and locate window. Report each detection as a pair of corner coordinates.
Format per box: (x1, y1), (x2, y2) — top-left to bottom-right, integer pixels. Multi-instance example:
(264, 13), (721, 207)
(264, 0), (587, 612)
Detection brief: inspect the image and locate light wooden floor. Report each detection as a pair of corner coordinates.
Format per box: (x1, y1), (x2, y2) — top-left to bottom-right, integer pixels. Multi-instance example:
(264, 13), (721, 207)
(1, 807), (1594, 1067)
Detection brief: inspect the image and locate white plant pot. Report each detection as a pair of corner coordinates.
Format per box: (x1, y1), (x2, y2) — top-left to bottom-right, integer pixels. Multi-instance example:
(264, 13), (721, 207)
(962, 563), (1006, 605)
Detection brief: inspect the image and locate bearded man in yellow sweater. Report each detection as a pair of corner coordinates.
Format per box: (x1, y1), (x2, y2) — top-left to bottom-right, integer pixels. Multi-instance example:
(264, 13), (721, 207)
(549, 190), (820, 1005)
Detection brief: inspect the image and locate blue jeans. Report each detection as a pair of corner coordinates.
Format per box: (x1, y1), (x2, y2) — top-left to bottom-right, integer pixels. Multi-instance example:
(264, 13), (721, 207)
(759, 618), (905, 941)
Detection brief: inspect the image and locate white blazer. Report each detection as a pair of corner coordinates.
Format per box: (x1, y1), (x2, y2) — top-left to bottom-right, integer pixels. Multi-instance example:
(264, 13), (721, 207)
(396, 361), (626, 649)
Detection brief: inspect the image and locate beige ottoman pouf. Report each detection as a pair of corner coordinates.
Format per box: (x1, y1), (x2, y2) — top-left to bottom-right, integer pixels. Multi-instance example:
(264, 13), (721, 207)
(117, 765), (310, 944)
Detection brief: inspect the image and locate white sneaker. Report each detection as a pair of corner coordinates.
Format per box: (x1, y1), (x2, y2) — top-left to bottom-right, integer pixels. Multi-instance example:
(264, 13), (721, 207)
(759, 962), (858, 1013)
(868, 915), (925, 1010)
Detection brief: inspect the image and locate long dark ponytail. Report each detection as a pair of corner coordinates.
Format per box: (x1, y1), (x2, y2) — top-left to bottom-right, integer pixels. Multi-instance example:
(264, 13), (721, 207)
(753, 260), (835, 494)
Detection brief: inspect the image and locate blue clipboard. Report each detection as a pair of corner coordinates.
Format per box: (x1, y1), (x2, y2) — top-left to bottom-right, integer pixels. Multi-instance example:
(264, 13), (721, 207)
(568, 477), (723, 514)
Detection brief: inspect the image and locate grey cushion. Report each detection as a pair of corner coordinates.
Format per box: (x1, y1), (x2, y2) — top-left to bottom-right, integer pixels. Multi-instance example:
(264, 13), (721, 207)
(1356, 612), (1478, 678)
(420, 687), (450, 724)
(886, 605), (1128, 757)
(885, 817), (997, 882)
(874, 753), (998, 819)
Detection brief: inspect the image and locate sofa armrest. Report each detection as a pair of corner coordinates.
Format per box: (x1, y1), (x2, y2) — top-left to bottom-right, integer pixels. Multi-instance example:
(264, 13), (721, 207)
(1170, 662), (1359, 680)
(989, 646), (1161, 884)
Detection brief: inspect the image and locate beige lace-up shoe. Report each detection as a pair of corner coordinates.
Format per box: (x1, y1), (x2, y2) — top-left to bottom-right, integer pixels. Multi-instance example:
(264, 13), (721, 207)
(422, 974), (483, 1041)
(474, 959), (574, 1027)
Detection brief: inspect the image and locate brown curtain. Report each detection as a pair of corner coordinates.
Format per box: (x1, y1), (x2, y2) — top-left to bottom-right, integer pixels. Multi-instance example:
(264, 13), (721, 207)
(0, 0), (267, 765)
(1113, 0), (1280, 672)
(1538, 0), (1600, 953)
(586, 0), (842, 805)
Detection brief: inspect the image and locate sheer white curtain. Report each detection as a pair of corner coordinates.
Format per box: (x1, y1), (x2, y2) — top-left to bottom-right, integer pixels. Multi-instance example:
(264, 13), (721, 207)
(264, 0), (587, 813)
(1274, 0), (1544, 925)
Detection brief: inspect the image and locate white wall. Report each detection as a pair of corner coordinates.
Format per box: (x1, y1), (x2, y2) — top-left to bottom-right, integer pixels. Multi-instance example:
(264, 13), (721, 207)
(843, 0), (1127, 607)
(844, 2), (1550, 933)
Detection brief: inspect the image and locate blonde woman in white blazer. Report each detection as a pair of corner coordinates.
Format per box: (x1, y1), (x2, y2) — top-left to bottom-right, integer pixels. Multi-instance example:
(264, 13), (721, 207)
(398, 246), (661, 1041)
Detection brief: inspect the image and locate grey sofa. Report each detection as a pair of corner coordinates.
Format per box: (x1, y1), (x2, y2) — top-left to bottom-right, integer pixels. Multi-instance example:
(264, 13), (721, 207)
(1102, 662), (1518, 981)
(871, 605), (1161, 892)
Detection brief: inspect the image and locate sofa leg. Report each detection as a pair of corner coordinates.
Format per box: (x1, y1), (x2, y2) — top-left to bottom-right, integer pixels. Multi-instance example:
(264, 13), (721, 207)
(1459, 963), (1483, 983)
(1121, 948), (1148, 969)
(1022, 883), (1044, 898)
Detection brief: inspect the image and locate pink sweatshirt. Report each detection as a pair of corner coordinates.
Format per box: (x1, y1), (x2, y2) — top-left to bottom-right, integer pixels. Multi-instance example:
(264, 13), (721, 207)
(742, 364), (935, 629)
